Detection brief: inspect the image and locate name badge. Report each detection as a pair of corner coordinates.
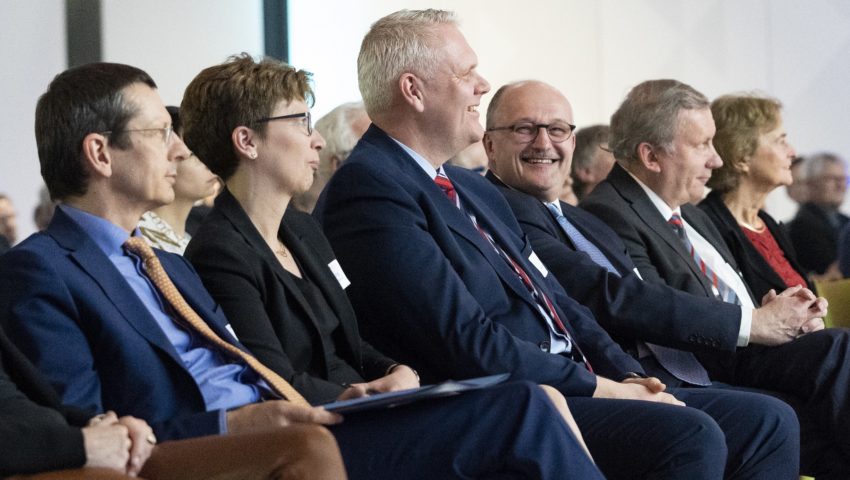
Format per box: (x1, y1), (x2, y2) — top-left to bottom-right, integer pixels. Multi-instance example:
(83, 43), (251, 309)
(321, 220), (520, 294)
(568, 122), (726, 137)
(528, 251), (548, 277)
(632, 267), (644, 280)
(225, 323), (239, 340)
(328, 259), (351, 289)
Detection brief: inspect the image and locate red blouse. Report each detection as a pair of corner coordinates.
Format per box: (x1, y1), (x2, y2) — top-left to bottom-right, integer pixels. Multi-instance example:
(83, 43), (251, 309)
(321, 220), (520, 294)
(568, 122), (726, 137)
(741, 225), (807, 289)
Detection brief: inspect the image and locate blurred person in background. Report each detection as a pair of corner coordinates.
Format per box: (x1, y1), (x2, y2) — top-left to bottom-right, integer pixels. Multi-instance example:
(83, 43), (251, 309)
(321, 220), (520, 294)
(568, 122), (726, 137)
(786, 157), (808, 205)
(448, 140), (489, 175)
(0, 194), (17, 253)
(138, 106), (219, 254)
(787, 152), (849, 278)
(291, 102), (369, 213)
(571, 125), (614, 201)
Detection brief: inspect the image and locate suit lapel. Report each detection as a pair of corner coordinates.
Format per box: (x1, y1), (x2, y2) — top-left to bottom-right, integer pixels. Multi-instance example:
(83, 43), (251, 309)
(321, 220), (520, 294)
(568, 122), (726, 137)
(682, 204), (756, 303)
(453, 179), (544, 304)
(48, 210), (185, 365)
(214, 191), (320, 336)
(365, 129), (540, 308)
(609, 164), (715, 295)
(561, 202), (632, 274)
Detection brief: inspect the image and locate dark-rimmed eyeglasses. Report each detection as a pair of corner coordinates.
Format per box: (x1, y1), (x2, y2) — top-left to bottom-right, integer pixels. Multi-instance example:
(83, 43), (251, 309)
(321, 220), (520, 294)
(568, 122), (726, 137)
(486, 122), (576, 143)
(101, 125), (174, 145)
(254, 112), (312, 136)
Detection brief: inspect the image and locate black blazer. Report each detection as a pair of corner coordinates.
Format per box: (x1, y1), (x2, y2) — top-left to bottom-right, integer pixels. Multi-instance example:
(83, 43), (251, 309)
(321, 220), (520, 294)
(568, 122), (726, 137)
(186, 189), (396, 404)
(486, 172), (740, 354)
(787, 202), (850, 274)
(0, 326), (89, 475)
(699, 190), (813, 301)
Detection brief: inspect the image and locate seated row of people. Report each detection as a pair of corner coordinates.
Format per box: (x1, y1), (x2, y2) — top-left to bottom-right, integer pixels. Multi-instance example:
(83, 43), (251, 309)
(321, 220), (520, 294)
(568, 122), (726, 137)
(1, 7), (848, 480)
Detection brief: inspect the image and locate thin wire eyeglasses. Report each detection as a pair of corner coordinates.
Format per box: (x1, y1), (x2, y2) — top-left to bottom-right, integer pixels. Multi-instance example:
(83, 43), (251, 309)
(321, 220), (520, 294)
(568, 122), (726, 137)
(254, 112), (312, 136)
(100, 125), (174, 145)
(486, 122), (576, 143)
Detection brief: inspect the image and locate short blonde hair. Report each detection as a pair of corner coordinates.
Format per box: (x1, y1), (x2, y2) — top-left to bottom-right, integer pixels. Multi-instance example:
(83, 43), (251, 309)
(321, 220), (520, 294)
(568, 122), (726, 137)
(357, 9), (457, 117)
(708, 94), (782, 193)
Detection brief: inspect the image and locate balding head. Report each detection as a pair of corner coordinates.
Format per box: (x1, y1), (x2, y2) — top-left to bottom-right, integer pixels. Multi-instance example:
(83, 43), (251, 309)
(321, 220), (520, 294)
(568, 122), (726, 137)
(484, 81), (576, 203)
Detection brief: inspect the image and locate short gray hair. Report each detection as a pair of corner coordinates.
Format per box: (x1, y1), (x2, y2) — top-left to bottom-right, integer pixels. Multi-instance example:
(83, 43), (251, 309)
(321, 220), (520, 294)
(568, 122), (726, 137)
(315, 101), (367, 170)
(804, 152), (846, 179)
(357, 9), (457, 117)
(610, 79), (709, 164)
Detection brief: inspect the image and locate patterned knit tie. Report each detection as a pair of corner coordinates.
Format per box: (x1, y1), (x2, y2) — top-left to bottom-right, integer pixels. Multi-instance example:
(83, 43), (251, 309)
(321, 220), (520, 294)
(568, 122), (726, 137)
(124, 236), (310, 406)
(668, 214), (741, 305)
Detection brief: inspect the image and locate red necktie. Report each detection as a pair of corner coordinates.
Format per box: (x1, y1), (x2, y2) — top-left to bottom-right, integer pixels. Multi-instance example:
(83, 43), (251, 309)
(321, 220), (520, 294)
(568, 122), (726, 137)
(434, 173), (592, 371)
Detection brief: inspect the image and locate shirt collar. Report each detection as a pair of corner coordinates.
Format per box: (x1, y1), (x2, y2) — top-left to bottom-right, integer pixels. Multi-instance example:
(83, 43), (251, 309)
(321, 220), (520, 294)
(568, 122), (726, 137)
(391, 137), (439, 180)
(545, 200), (564, 216)
(59, 204), (141, 257)
(626, 169), (680, 221)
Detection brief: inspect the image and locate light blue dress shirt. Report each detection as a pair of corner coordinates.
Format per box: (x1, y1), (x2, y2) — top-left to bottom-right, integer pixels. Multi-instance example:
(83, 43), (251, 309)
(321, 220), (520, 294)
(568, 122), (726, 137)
(61, 205), (267, 431)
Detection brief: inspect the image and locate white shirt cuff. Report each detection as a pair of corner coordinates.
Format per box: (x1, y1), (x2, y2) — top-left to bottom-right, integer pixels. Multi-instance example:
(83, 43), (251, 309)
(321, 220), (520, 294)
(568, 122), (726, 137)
(737, 306), (753, 346)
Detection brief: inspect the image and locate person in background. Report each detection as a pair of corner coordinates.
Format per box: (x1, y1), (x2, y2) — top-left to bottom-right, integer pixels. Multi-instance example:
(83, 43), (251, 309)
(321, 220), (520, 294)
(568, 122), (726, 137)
(786, 156), (808, 205)
(571, 125), (614, 201)
(138, 106), (219, 254)
(559, 173), (579, 206)
(33, 186), (58, 232)
(787, 152), (849, 278)
(0, 194), (17, 253)
(448, 140), (489, 175)
(291, 102), (369, 213)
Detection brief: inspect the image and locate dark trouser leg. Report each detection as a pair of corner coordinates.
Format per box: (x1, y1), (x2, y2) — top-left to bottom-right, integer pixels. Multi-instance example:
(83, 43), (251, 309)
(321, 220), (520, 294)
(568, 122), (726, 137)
(731, 328), (850, 476)
(139, 425), (346, 480)
(569, 396), (726, 480)
(10, 469), (135, 480)
(671, 387), (799, 480)
(330, 381), (603, 480)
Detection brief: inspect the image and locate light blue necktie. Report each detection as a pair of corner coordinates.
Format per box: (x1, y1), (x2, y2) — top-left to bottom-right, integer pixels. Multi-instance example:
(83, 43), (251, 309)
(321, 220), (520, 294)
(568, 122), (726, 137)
(545, 203), (620, 275)
(546, 202), (711, 386)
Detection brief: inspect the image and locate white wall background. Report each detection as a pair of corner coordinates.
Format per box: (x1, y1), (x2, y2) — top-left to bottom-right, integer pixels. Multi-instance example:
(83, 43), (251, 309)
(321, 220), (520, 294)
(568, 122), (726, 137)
(2, 0), (849, 242)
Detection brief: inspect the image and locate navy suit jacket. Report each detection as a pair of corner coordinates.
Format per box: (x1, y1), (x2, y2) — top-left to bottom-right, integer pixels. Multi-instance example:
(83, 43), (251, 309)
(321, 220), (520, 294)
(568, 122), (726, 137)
(0, 208), (249, 441)
(486, 172), (740, 354)
(317, 125), (642, 397)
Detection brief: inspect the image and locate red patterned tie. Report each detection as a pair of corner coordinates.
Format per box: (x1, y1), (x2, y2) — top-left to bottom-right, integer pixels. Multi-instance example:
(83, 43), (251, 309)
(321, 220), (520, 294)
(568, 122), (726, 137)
(668, 214), (740, 305)
(434, 173), (592, 371)
(435, 172), (459, 207)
